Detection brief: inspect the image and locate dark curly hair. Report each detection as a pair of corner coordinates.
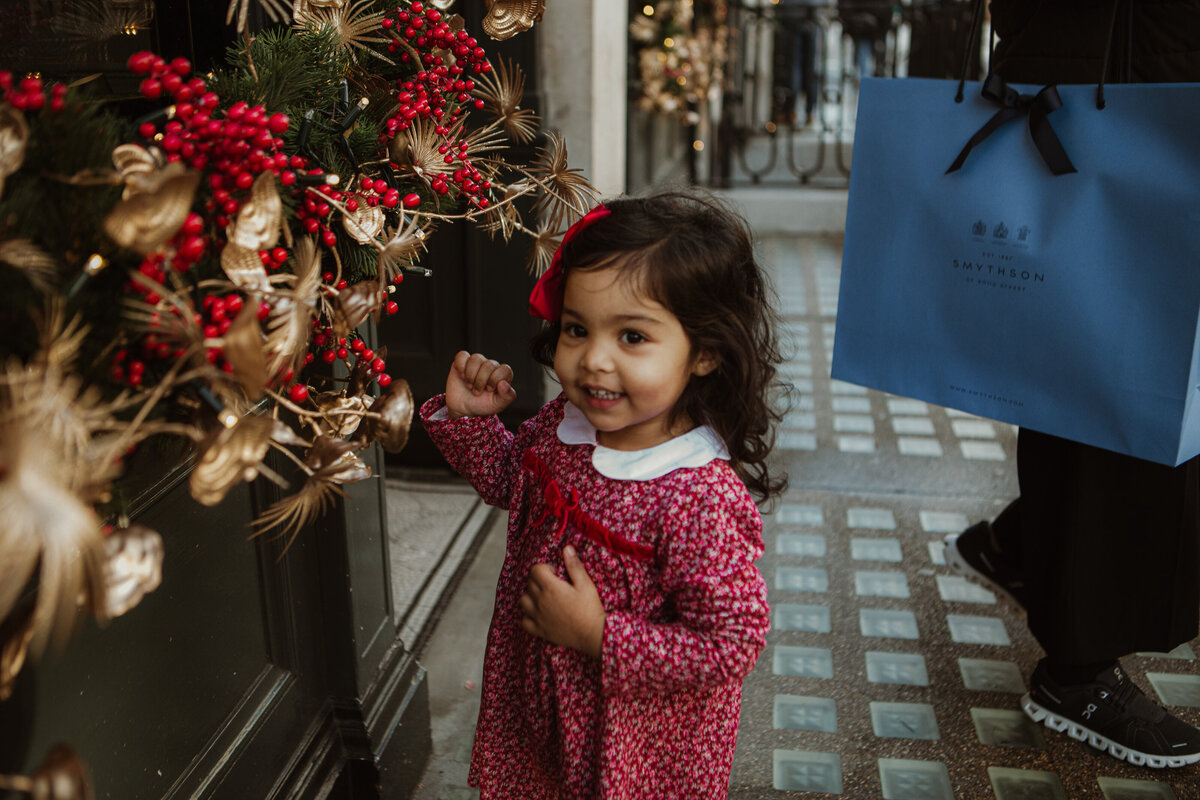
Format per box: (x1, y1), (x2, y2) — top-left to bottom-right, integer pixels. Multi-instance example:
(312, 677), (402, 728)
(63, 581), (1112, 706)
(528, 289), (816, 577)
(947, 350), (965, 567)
(531, 188), (787, 503)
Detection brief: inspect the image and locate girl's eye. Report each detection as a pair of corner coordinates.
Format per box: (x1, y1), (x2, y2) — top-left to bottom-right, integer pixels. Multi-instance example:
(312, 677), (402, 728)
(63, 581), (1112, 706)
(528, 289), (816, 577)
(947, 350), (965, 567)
(563, 323), (587, 339)
(620, 330), (647, 345)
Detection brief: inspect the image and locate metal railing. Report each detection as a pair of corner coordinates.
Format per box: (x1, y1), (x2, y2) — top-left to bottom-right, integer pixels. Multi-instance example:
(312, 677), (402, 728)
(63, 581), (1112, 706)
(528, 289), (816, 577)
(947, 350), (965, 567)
(709, 0), (980, 188)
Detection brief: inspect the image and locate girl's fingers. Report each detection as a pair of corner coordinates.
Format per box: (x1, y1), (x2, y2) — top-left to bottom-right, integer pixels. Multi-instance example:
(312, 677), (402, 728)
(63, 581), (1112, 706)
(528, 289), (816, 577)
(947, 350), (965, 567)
(458, 353), (514, 393)
(518, 592), (536, 616)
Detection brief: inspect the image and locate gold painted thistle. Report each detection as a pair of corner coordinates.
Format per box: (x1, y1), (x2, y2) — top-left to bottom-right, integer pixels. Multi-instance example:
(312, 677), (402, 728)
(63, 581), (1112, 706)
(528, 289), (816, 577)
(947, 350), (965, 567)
(250, 436), (369, 550)
(482, 0), (544, 41)
(293, 0), (391, 63)
(474, 57), (540, 143)
(530, 132), (599, 233)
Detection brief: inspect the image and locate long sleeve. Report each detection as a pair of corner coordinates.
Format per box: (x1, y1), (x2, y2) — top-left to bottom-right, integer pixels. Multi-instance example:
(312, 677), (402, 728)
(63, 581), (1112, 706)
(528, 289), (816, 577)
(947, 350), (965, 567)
(600, 473), (769, 697)
(419, 394), (522, 509)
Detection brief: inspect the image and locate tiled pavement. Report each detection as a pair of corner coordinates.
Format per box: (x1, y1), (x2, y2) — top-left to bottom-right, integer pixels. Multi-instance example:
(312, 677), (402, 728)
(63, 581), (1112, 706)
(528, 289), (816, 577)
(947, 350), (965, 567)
(730, 235), (1200, 800)
(412, 233), (1200, 800)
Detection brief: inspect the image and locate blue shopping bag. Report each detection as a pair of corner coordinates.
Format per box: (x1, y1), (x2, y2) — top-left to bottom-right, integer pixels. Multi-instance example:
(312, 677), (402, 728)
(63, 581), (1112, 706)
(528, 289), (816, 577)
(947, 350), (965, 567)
(831, 76), (1200, 466)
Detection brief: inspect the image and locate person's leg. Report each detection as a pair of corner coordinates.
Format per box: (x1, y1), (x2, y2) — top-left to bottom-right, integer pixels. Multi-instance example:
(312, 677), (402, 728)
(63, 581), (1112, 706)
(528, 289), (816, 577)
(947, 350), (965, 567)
(1012, 430), (1200, 767)
(1014, 430), (1200, 665)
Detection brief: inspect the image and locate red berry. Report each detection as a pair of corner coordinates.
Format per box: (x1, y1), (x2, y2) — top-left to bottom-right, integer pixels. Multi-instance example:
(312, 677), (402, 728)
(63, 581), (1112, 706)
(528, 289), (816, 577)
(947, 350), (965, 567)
(402, 193), (421, 208)
(289, 384), (309, 403)
(128, 52), (157, 74)
(377, 374), (392, 387)
(372, 357), (386, 372)
(139, 78), (162, 99)
(322, 349), (337, 364)
(385, 301), (399, 315)
(351, 339), (365, 352)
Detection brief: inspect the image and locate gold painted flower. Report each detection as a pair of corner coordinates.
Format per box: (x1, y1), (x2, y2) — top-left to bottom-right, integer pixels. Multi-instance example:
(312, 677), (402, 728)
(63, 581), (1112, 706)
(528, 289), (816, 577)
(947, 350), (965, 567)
(482, 0), (544, 41)
(99, 525), (163, 619)
(361, 378), (414, 453)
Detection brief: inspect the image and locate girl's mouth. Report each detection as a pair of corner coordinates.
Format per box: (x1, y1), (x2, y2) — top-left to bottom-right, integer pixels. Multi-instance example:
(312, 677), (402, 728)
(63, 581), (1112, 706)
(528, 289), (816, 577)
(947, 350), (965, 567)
(586, 387), (622, 400)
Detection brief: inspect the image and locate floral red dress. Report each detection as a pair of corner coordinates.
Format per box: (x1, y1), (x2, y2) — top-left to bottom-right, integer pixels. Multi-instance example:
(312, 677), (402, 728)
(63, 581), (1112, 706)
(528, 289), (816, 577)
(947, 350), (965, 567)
(421, 393), (769, 800)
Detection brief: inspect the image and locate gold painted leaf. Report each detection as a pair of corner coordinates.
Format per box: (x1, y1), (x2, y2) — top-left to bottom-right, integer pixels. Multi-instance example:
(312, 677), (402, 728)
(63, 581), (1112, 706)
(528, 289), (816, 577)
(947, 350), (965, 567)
(0, 602), (33, 702)
(189, 415), (276, 506)
(111, 143), (160, 198)
(0, 103), (29, 199)
(265, 237), (323, 376)
(0, 425), (105, 660)
(220, 302), (268, 399)
(226, 172), (282, 252)
(0, 238), (57, 293)
(330, 282), (379, 340)
(104, 164), (200, 254)
(220, 242), (271, 293)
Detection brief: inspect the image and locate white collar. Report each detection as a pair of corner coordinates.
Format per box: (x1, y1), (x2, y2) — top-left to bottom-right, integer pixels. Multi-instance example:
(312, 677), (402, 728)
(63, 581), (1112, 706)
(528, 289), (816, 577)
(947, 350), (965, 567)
(556, 400), (730, 481)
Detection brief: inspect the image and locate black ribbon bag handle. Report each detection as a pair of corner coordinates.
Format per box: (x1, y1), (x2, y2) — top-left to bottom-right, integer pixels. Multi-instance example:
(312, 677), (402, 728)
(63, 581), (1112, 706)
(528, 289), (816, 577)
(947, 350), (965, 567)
(944, 0), (1128, 176)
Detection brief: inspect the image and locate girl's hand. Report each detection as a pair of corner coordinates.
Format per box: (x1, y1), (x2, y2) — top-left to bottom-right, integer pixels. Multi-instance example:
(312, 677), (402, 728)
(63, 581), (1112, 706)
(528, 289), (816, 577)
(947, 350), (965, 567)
(519, 546), (606, 659)
(445, 350), (517, 418)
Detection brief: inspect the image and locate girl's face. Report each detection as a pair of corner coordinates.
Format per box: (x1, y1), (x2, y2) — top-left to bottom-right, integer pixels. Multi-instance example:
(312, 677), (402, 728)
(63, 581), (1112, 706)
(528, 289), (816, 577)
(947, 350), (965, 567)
(554, 265), (714, 451)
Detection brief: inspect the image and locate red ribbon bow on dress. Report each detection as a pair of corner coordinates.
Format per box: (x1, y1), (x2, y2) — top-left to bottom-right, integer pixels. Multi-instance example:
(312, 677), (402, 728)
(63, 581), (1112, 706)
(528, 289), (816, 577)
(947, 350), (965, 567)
(532, 477), (580, 541)
(527, 205), (611, 322)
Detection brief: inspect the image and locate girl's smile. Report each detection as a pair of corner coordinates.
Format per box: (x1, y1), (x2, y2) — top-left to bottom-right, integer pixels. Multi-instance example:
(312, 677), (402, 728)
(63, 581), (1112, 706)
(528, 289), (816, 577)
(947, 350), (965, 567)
(553, 266), (715, 451)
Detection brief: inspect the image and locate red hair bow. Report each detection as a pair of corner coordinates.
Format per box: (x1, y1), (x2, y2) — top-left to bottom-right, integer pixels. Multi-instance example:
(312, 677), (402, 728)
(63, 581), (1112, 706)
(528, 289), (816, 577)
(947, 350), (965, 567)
(528, 205), (611, 322)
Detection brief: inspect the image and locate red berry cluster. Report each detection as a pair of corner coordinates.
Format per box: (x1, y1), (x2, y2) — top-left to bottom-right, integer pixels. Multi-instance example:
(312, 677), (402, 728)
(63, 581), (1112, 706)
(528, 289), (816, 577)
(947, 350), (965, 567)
(0, 73), (67, 112)
(127, 52), (292, 230)
(286, 329), (393, 404)
(297, 177), (344, 248)
(381, 2), (494, 209)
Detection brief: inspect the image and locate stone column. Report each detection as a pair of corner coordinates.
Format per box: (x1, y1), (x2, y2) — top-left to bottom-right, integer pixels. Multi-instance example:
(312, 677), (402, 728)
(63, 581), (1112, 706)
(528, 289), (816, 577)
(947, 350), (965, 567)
(539, 0), (628, 197)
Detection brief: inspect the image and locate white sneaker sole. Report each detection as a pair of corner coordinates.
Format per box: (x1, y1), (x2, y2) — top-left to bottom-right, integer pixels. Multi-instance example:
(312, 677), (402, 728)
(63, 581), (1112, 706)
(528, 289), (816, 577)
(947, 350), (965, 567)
(943, 532), (1025, 614)
(1022, 694), (1200, 768)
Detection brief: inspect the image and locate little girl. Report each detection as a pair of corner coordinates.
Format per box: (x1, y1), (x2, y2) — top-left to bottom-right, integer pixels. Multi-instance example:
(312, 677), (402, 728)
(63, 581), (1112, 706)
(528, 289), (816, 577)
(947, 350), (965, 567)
(420, 189), (785, 799)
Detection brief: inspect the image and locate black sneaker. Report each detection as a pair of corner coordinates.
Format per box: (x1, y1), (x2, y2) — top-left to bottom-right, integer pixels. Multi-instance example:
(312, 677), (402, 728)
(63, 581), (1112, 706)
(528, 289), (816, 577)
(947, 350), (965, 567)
(943, 521), (1027, 610)
(1023, 660), (1200, 768)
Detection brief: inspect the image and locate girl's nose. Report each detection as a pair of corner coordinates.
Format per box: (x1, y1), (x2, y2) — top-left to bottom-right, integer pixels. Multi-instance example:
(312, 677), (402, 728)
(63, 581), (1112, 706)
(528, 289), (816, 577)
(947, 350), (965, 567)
(580, 339), (614, 372)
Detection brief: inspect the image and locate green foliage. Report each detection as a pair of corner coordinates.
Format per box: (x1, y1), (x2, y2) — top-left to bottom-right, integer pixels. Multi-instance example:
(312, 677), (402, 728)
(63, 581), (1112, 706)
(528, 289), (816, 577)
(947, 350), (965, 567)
(210, 27), (349, 113)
